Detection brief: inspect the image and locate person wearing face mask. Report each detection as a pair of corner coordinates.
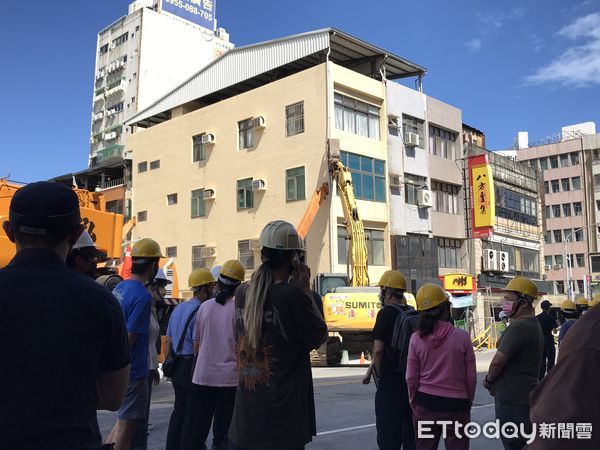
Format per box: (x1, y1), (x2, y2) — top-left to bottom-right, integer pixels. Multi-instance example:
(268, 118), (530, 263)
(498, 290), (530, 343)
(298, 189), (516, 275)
(107, 238), (163, 450)
(66, 230), (107, 278)
(228, 220), (327, 450)
(407, 284), (476, 450)
(483, 277), (543, 450)
(165, 268), (216, 450)
(362, 269), (417, 450)
(131, 269), (170, 450)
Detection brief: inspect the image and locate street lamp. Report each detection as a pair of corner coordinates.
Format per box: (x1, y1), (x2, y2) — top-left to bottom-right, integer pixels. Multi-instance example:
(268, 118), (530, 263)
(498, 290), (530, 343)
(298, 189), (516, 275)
(563, 221), (600, 300)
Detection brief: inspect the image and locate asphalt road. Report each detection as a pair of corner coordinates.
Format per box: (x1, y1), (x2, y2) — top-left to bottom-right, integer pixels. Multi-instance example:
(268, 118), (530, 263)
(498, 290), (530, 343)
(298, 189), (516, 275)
(98, 350), (502, 449)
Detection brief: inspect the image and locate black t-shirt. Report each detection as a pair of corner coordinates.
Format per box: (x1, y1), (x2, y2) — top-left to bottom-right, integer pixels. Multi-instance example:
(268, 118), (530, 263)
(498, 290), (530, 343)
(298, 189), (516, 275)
(229, 281), (327, 450)
(0, 249), (130, 450)
(537, 311), (558, 337)
(371, 303), (414, 389)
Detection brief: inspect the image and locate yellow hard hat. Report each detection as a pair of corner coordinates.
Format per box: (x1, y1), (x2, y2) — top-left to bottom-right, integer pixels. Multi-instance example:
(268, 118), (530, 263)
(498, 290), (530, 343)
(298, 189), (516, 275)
(560, 299), (577, 312)
(590, 293), (600, 308)
(505, 276), (538, 299)
(220, 259), (246, 282)
(416, 283), (448, 311)
(188, 268), (216, 289)
(131, 238), (163, 258)
(378, 270), (407, 290)
(574, 294), (588, 307)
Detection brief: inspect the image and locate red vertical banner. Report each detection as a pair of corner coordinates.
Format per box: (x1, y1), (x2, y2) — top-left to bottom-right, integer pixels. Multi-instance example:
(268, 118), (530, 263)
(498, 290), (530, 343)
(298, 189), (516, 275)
(120, 245), (132, 280)
(468, 154), (495, 238)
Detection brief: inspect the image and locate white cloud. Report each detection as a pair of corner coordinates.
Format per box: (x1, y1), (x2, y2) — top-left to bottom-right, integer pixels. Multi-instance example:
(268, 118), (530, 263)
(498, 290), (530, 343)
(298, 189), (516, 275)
(526, 13), (600, 87)
(465, 38), (483, 52)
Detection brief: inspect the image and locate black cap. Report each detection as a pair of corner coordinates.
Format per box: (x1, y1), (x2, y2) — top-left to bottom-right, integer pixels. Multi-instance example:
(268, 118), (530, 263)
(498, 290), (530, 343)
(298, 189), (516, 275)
(540, 300), (552, 310)
(9, 182), (81, 236)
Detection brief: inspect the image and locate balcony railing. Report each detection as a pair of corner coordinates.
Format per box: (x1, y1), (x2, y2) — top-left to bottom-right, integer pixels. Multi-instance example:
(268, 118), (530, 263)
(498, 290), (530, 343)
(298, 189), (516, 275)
(100, 178), (125, 189)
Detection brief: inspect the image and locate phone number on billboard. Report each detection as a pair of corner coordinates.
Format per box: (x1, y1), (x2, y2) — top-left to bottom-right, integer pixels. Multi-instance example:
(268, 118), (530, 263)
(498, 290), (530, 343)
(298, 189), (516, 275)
(163, 0), (213, 20)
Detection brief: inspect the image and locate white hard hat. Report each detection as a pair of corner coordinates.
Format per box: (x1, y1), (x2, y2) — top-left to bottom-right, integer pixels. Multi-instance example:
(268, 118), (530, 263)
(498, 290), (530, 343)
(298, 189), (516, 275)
(259, 220), (304, 250)
(73, 230), (97, 250)
(210, 265), (223, 280)
(154, 268), (172, 285)
(499, 311), (508, 319)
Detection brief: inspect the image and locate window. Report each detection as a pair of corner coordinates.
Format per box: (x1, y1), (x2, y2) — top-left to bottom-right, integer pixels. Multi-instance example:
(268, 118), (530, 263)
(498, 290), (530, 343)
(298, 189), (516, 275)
(544, 256), (552, 267)
(563, 203), (572, 217)
(167, 193), (178, 205)
(191, 189), (206, 218)
(138, 161), (147, 173)
(529, 159), (538, 170)
(388, 116), (401, 137)
(551, 180), (559, 193)
(99, 44), (109, 55)
(106, 199), (124, 214)
(560, 154), (569, 167)
(137, 210), (147, 222)
(338, 227), (385, 266)
(553, 230), (562, 243)
(402, 115), (424, 147)
(286, 102), (304, 136)
(572, 177), (581, 190)
(237, 178), (254, 209)
(544, 231), (552, 244)
(539, 158), (548, 170)
(149, 160), (160, 170)
(437, 238), (462, 268)
(544, 181), (549, 194)
(431, 181), (460, 214)
(544, 205), (551, 219)
(495, 187), (537, 225)
(334, 93), (380, 139)
(577, 280), (585, 293)
(550, 156), (558, 168)
(597, 200), (600, 210)
(576, 253), (585, 267)
(112, 32), (129, 47)
(575, 229), (584, 241)
(555, 255), (563, 266)
(561, 178), (570, 191)
(574, 202), (582, 216)
(192, 245), (208, 270)
(555, 281), (565, 295)
(552, 205), (561, 218)
(166, 246), (177, 258)
(238, 240), (255, 270)
(286, 167), (305, 202)
(238, 118), (254, 149)
(404, 174), (427, 205)
(192, 134), (206, 162)
(571, 152), (580, 165)
(429, 125), (457, 159)
(107, 101), (124, 113)
(340, 151), (386, 202)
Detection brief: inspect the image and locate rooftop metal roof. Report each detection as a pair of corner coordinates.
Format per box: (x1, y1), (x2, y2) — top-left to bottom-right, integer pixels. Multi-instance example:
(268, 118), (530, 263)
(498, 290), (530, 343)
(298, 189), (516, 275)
(127, 28), (426, 126)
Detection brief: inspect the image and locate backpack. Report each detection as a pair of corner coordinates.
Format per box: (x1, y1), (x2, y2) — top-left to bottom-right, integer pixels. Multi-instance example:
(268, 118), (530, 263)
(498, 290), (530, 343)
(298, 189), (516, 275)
(387, 304), (420, 375)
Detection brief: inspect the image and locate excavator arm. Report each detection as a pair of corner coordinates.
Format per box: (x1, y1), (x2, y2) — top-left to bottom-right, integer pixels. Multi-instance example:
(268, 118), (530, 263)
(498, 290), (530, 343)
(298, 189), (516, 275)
(297, 183), (329, 240)
(329, 160), (369, 287)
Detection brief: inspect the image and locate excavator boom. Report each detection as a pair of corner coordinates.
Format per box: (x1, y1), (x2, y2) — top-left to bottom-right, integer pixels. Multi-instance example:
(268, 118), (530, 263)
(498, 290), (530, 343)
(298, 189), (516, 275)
(297, 183), (329, 240)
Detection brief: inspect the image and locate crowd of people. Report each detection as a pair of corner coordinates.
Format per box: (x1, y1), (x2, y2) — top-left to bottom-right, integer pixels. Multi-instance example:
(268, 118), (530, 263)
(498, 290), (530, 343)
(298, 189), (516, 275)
(2, 181), (599, 450)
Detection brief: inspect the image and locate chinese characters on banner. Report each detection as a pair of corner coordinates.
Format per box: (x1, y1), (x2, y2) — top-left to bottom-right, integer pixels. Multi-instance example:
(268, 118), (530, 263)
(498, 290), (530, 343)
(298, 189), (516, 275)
(161, 0), (216, 31)
(468, 154), (495, 238)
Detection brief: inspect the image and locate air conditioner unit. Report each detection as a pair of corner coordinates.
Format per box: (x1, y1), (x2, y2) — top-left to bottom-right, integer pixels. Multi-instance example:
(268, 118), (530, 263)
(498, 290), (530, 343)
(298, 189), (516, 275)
(498, 251), (509, 272)
(544, 264), (552, 271)
(483, 249), (498, 271)
(404, 132), (420, 147)
(200, 246), (216, 258)
(252, 179), (266, 191)
(252, 116), (265, 128)
(417, 189), (433, 208)
(202, 189), (215, 200)
(554, 264), (562, 270)
(201, 133), (215, 144)
(103, 131), (117, 141)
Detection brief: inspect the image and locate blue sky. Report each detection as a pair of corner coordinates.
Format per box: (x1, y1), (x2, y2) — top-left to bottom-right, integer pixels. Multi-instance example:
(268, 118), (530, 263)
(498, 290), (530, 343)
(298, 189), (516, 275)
(1, 0), (599, 182)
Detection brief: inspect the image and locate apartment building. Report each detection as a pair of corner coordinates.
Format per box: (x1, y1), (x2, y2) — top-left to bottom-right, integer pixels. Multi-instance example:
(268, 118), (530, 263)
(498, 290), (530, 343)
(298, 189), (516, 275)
(516, 124), (600, 298)
(123, 28), (452, 288)
(90, 0), (233, 167)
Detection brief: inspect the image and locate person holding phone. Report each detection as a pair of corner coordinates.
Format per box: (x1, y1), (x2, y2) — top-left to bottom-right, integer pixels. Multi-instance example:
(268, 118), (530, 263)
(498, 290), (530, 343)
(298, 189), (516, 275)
(228, 220), (328, 450)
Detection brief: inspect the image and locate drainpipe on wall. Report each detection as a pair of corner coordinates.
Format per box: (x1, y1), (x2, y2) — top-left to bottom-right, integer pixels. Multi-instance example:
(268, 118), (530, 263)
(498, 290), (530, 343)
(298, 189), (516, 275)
(326, 37), (336, 273)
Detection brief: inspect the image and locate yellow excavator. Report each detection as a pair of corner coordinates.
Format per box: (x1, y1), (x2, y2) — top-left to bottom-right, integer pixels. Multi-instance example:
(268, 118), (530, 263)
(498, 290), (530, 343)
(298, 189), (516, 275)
(297, 143), (385, 365)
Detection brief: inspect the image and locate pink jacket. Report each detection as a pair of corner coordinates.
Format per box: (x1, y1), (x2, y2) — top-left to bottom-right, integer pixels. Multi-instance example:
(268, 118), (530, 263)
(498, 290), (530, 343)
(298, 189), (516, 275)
(406, 321), (476, 406)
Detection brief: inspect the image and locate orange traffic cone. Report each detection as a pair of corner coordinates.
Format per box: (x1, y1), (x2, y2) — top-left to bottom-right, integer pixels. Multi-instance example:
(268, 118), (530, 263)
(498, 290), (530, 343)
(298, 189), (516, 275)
(360, 352), (366, 365)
